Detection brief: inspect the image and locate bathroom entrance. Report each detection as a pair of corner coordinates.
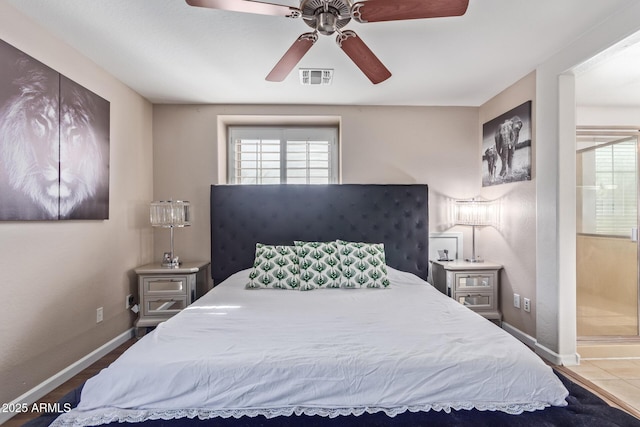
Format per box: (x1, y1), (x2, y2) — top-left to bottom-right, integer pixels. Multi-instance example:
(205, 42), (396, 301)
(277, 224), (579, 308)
(576, 128), (639, 339)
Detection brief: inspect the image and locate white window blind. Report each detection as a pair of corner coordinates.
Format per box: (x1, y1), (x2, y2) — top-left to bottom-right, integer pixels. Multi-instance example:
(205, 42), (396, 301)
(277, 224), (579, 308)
(593, 141), (637, 236)
(228, 126), (338, 185)
(578, 138), (637, 237)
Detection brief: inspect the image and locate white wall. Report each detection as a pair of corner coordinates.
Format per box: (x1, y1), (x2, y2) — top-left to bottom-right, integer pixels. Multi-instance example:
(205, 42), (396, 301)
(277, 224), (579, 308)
(577, 106), (640, 127)
(0, 2), (154, 404)
(535, 2), (640, 364)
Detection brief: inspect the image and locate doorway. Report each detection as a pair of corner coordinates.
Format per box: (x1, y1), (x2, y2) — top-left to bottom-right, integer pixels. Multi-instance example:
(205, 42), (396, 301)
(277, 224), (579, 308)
(576, 128), (640, 340)
(571, 30), (640, 357)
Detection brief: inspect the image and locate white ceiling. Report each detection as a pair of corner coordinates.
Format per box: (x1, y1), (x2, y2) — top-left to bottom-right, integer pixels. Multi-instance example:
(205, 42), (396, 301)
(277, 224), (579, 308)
(575, 31), (640, 108)
(6, 0), (640, 107)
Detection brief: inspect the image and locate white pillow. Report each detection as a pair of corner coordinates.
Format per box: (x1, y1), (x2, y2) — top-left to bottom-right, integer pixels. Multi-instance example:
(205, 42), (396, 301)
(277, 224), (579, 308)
(246, 243), (300, 289)
(294, 241), (341, 291)
(336, 240), (389, 288)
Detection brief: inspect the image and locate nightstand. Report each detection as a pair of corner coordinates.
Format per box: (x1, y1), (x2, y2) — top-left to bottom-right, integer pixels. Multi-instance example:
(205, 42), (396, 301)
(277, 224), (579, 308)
(134, 261), (211, 332)
(431, 259), (502, 324)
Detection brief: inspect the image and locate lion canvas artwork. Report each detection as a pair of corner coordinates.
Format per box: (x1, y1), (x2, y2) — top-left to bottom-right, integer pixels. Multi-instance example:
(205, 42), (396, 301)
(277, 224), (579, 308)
(0, 39), (109, 220)
(482, 100), (532, 187)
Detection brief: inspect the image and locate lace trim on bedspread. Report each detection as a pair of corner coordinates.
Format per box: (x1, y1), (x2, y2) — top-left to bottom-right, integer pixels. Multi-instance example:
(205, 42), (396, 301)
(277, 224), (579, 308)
(51, 401), (557, 427)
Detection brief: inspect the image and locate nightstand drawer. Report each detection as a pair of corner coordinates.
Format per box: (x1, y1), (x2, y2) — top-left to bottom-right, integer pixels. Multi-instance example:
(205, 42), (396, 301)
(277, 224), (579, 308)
(143, 276), (189, 295)
(454, 273), (494, 291)
(143, 296), (187, 316)
(456, 293), (494, 310)
(134, 261), (211, 333)
(431, 260), (502, 325)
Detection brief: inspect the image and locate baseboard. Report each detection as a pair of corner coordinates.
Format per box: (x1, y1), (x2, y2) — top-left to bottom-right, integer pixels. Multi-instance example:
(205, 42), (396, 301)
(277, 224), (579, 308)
(0, 328), (134, 425)
(501, 322), (580, 366)
(501, 321), (537, 348)
(535, 342), (580, 366)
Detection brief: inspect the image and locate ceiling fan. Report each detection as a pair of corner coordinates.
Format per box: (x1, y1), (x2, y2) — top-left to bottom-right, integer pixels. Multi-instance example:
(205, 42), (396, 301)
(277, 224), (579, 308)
(186, 0), (469, 84)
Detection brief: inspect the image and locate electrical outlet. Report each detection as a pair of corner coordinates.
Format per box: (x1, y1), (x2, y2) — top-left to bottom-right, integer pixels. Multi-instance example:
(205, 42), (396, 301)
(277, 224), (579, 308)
(96, 307), (103, 323)
(126, 294), (133, 309)
(513, 293), (521, 309)
(523, 298), (531, 313)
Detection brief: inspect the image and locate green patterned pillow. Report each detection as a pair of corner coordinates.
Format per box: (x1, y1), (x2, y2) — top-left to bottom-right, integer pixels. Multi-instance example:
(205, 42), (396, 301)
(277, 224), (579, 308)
(246, 243), (300, 290)
(336, 240), (390, 288)
(294, 241), (342, 291)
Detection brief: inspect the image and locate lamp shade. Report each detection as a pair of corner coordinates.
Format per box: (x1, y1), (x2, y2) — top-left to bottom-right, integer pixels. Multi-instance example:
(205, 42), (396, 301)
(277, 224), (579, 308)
(454, 198), (495, 227)
(150, 200), (191, 228)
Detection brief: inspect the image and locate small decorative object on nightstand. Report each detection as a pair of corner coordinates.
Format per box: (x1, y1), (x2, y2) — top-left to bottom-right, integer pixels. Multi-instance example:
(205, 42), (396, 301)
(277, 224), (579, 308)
(134, 261), (211, 334)
(431, 259), (502, 325)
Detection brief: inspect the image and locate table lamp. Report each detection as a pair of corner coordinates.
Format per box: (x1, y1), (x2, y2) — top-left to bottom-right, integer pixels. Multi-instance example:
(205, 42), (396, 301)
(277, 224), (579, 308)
(150, 200), (191, 268)
(454, 198), (495, 263)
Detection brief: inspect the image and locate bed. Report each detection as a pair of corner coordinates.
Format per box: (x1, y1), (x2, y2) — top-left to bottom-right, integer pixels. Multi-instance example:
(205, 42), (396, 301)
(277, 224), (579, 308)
(42, 184), (640, 427)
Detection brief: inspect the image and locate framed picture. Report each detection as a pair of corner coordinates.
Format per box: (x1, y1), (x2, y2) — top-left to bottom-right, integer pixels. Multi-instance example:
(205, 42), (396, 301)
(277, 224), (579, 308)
(0, 39), (110, 220)
(429, 231), (463, 261)
(482, 100), (532, 187)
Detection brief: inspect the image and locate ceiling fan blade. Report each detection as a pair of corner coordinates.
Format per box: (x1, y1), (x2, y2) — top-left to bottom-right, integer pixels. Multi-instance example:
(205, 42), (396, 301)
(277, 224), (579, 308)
(351, 0), (468, 23)
(337, 30), (391, 84)
(186, 0), (301, 18)
(266, 33), (318, 82)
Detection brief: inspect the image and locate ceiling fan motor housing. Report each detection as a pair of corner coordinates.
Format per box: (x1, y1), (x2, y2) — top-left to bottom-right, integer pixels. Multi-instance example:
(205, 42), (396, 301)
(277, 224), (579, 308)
(301, 0), (352, 35)
(317, 12), (338, 35)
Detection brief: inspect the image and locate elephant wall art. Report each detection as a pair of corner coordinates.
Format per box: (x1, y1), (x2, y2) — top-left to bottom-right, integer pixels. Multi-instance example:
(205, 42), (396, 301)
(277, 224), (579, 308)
(482, 100), (532, 187)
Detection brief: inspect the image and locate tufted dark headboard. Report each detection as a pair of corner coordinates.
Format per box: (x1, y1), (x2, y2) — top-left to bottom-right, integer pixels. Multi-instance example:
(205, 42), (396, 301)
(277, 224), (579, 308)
(210, 184), (429, 285)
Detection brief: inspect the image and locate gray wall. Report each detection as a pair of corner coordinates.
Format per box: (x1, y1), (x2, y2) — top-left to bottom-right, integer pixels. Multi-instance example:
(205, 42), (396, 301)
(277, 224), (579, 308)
(151, 104), (481, 264)
(0, 2), (154, 404)
(479, 72), (537, 338)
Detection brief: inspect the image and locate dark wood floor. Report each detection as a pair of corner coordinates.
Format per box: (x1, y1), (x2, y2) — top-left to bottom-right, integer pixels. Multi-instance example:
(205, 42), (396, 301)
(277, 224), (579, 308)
(5, 339), (137, 427)
(5, 339), (638, 426)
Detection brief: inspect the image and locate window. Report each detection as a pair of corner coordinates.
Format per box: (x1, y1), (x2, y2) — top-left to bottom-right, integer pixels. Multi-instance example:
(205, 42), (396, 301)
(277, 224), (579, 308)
(228, 126), (339, 184)
(577, 136), (637, 237)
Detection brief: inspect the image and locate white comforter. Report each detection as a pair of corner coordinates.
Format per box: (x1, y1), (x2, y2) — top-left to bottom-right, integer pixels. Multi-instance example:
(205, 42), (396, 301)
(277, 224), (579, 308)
(54, 267), (568, 426)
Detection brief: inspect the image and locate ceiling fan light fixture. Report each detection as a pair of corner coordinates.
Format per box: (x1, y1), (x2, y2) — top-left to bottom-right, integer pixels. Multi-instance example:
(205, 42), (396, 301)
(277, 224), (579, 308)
(299, 68), (333, 85)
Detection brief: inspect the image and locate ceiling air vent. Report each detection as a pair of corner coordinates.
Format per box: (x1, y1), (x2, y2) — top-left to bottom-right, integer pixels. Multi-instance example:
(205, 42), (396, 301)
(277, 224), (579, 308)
(299, 69), (333, 85)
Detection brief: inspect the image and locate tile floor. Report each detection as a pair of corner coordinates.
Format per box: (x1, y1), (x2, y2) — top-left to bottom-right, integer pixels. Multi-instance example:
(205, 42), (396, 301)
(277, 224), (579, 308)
(565, 358), (640, 415)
